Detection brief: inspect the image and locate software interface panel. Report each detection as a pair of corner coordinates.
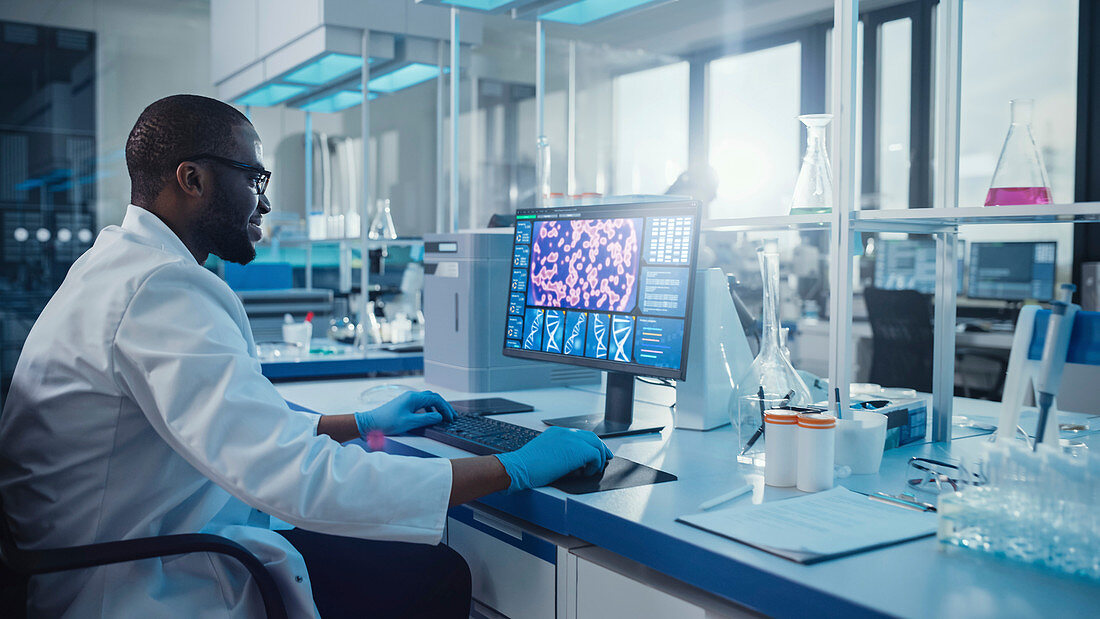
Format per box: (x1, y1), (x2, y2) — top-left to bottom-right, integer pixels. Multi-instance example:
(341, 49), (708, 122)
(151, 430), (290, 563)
(504, 203), (699, 376)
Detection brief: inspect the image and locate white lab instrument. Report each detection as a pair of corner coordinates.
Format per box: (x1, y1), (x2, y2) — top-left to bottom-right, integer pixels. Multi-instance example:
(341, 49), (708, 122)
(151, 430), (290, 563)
(422, 231), (599, 392)
(796, 413), (836, 492)
(675, 268), (752, 431)
(763, 411), (798, 487)
(0, 205), (453, 618)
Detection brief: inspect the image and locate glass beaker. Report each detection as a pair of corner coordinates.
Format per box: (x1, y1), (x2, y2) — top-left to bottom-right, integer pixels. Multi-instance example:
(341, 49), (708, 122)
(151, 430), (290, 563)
(368, 198), (398, 240)
(984, 99), (1053, 206)
(731, 246), (813, 463)
(789, 114), (834, 215)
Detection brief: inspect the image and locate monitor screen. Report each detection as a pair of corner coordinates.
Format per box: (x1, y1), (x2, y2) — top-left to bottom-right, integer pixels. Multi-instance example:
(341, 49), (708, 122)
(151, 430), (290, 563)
(502, 201), (700, 381)
(968, 241), (1056, 301)
(874, 239), (936, 293)
(873, 239), (965, 294)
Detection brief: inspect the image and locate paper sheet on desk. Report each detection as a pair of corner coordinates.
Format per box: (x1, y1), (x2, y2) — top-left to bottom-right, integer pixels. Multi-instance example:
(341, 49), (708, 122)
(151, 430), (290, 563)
(677, 487), (937, 563)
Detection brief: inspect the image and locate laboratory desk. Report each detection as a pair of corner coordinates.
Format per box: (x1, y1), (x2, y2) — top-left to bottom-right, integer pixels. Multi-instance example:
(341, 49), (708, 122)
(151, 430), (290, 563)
(260, 340), (423, 381)
(275, 377), (1100, 619)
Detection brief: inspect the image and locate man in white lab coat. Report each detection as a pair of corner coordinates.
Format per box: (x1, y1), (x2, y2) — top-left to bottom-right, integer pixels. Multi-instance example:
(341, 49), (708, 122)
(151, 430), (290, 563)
(0, 94), (611, 617)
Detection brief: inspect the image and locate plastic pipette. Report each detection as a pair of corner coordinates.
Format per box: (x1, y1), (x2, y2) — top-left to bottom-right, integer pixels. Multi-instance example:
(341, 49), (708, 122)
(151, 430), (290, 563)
(1034, 284), (1078, 449)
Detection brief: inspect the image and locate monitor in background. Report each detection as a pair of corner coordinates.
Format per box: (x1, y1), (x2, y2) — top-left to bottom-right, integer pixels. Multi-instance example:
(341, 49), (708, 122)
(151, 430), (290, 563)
(968, 241), (1057, 301)
(503, 200), (701, 437)
(872, 239), (965, 294)
(874, 239), (936, 293)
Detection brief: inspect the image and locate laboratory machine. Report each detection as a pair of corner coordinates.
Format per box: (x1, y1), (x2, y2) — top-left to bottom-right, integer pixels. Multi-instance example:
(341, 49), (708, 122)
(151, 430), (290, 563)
(422, 230), (600, 392)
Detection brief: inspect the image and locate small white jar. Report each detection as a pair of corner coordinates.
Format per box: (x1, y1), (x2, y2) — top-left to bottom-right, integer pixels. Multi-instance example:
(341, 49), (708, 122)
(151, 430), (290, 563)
(764, 411), (799, 487)
(797, 413), (836, 492)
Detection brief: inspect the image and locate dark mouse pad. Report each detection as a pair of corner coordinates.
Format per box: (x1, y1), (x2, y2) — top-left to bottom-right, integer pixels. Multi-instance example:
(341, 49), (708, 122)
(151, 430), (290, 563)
(550, 458), (676, 494)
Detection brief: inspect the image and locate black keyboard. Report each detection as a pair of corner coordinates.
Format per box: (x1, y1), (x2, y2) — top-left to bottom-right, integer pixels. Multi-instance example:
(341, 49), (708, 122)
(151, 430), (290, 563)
(414, 415), (541, 455)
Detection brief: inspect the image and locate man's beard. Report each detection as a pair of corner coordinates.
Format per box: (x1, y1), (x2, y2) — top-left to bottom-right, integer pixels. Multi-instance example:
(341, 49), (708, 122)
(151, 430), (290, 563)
(197, 184), (256, 265)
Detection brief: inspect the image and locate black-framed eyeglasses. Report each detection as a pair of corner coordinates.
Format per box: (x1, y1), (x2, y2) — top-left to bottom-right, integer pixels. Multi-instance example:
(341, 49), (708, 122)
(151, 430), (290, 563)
(180, 153), (271, 195)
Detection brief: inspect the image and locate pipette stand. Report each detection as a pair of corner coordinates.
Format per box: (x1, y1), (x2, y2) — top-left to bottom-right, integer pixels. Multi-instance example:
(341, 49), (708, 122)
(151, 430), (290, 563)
(996, 304), (1077, 445)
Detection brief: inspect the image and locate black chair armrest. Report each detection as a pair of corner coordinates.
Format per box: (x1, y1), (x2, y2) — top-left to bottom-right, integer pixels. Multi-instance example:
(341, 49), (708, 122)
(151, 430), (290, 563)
(1, 532), (287, 619)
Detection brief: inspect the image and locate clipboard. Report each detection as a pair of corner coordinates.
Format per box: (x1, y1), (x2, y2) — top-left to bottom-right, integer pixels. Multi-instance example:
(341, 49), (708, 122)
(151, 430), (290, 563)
(676, 486), (937, 565)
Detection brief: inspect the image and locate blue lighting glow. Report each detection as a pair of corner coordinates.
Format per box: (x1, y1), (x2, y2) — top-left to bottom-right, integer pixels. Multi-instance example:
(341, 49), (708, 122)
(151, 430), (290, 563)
(284, 53), (363, 85)
(300, 90), (379, 113)
(234, 83), (308, 107)
(540, 0), (664, 24)
(442, 0), (519, 10)
(368, 63), (440, 93)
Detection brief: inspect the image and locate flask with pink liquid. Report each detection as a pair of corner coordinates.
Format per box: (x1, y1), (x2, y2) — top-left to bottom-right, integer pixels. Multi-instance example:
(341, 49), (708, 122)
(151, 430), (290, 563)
(984, 99), (1053, 206)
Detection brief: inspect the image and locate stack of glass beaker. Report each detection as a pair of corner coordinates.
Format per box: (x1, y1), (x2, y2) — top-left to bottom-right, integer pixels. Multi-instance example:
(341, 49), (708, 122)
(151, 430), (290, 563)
(984, 99), (1053, 206)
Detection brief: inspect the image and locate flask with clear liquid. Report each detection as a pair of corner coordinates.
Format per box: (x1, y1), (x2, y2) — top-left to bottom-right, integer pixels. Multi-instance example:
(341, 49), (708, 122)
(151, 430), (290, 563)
(731, 246), (813, 464)
(368, 198), (398, 240)
(985, 99), (1053, 206)
(789, 114), (834, 215)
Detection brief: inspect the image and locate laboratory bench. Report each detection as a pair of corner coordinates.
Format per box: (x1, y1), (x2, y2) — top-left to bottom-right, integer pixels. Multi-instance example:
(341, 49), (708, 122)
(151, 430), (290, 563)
(260, 339), (423, 381)
(275, 377), (1100, 619)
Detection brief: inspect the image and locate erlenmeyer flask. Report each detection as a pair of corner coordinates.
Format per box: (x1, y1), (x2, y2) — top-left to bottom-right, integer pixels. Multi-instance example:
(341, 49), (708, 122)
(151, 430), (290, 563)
(985, 99), (1052, 206)
(368, 198), (398, 240)
(789, 114), (834, 215)
(731, 246), (812, 464)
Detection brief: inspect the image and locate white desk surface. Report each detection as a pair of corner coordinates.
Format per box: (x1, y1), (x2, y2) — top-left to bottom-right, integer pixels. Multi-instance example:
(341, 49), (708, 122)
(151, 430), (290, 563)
(276, 377), (1100, 618)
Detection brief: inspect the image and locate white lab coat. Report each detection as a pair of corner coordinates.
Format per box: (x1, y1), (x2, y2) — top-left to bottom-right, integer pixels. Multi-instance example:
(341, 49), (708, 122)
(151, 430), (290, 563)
(0, 205), (453, 617)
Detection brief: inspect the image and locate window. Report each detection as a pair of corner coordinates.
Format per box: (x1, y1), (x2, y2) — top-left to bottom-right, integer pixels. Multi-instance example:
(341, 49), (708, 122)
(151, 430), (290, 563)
(877, 18), (912, 210)
(958, 0), (1078, 207)
(612, 62), (689, 196)
(707, 43), (802, 219)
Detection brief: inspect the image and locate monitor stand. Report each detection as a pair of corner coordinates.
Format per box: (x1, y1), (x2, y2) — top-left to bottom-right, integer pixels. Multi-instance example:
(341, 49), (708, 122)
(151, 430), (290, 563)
(541, 372), (666, 438)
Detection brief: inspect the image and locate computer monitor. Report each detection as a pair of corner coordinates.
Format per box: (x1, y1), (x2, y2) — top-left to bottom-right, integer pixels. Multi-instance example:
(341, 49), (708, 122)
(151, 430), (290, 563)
(503, 200), (701, 437)
(873, 238), (965, 294)
(968, 241), (1057, 301)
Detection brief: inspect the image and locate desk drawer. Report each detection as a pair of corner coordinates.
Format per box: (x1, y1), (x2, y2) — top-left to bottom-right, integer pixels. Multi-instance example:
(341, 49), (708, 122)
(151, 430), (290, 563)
(448, 506), (558, 619)
(570, 547), (756, 619)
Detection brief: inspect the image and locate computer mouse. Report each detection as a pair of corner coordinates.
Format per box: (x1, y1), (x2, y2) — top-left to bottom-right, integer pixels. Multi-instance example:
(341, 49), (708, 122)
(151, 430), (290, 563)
(565, 457), (612, 479)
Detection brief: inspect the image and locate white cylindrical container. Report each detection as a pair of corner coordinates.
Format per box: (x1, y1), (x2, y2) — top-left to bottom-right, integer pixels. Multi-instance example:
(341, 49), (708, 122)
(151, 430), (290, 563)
(797, 413), (836, 492)
(764, 411), (799, 487)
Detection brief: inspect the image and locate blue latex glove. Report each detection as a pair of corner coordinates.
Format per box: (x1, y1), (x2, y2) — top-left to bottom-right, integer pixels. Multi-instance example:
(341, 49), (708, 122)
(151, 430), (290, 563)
(354, 390), (457, 436)
(494, 426), (613, 493)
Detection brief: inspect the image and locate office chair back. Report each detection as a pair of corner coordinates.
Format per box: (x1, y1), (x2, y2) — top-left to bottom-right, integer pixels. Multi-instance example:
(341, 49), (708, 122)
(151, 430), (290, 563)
(863, 287), (934, 392)
(0, 493), (288, 618)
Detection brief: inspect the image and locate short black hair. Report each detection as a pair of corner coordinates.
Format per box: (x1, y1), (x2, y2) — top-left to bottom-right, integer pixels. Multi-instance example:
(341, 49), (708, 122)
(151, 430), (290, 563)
(125, 94), (252, 206)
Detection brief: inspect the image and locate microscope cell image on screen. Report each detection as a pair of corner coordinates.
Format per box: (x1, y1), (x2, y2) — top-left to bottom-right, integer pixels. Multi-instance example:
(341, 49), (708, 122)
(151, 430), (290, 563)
(526, 218), (641, 313)
(504, 204), (697, 376)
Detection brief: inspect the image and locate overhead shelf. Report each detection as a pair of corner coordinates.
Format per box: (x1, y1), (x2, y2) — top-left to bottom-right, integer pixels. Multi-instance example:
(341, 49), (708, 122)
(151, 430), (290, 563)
(851, 202), (1100, 231)
(702, 213), (832, 232)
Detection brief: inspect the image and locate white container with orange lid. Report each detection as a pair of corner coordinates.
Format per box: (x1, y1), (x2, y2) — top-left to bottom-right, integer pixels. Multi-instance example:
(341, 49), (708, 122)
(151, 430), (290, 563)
(764, 410), (799, 487)
(797, 413), (836, 492)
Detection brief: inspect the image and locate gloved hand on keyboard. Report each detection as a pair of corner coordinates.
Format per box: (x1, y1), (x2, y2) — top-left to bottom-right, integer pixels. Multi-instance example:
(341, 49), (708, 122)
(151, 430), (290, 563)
(354, 390), (457, 436)
(494, 426), (613, 493)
